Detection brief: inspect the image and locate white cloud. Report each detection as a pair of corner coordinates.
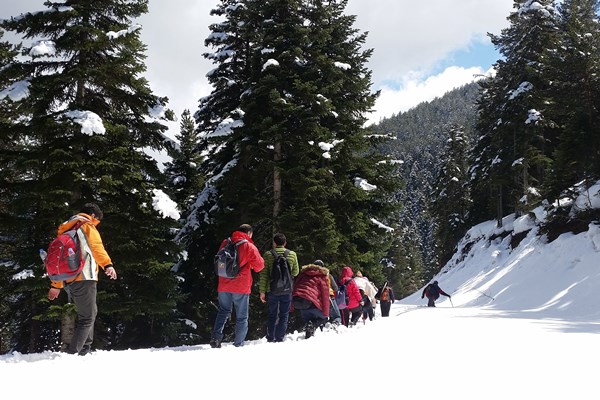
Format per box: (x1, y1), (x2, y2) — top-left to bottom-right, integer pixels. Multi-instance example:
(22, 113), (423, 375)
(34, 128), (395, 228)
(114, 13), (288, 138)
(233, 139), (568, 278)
(3, 0), (513, 133)
(367, 66), (492, 125)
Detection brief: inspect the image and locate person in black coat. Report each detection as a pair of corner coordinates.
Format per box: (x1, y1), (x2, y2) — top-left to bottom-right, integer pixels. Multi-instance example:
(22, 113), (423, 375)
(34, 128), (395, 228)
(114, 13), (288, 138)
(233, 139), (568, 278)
(377, 283), (395, 317)
(421, 280), (450, 307)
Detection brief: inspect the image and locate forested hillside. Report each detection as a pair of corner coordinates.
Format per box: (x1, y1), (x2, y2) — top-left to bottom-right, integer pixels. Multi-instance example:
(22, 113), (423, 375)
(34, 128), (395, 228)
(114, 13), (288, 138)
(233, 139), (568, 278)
(372, 82), (479, 280)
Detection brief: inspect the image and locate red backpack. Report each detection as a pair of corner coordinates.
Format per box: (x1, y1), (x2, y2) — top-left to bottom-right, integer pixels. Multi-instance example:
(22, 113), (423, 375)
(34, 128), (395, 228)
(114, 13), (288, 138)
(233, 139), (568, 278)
(44, 221), (85, 282)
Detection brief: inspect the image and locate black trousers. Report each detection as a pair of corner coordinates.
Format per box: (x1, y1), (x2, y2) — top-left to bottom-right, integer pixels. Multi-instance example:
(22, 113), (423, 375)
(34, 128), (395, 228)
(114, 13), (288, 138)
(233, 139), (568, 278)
(380, 300), (392, 316)
(65, 280), (98, 353)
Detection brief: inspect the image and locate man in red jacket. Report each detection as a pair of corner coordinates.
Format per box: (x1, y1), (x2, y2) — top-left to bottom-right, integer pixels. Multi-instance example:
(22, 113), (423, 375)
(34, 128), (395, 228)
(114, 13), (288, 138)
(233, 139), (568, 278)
(210, 224), (264, 348)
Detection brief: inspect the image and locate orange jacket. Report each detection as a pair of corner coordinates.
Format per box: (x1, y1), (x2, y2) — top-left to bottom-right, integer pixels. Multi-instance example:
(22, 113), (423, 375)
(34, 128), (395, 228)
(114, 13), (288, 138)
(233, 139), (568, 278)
(50, 213), (112, 289)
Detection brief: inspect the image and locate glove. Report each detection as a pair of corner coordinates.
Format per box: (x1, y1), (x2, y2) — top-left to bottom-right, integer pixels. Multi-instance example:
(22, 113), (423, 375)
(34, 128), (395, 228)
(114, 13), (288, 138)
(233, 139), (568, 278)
(421, 295), (424, 299)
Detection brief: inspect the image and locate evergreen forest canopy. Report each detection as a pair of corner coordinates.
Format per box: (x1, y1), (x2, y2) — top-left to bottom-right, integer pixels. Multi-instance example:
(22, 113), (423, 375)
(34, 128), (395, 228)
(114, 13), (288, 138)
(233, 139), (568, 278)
(1, 0), (600, 354)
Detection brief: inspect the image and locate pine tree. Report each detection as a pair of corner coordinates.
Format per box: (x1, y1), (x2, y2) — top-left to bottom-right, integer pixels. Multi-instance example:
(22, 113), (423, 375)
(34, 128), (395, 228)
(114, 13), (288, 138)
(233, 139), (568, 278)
(177, 0), (401, 342)
(469, 0), (560, 225)
(0, 1), (182, 352)
(430, 125), (471, 266)
(545, 0), (600, 201)
(164, 109), (205, 210)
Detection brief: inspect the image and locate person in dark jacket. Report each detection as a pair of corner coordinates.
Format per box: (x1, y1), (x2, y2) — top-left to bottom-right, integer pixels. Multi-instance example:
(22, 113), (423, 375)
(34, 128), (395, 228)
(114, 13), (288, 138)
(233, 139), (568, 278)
(360, 289), (373, 322)
(291, 263), (330, 339)
(211, 224), (264, 348)
(421, 280), (450, 307)
(377, 283), (395, 317)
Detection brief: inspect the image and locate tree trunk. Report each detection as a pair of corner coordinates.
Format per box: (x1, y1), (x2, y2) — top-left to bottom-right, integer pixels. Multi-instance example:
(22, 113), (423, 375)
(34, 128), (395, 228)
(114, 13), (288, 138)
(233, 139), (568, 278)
(273, 141), (282, 226)
(60, 312), (76, 351)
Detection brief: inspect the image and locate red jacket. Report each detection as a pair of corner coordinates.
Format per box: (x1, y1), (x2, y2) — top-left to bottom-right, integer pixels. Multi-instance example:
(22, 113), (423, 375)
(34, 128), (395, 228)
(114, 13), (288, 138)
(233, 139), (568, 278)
(339, 266), (362, 309)
(292, 265), (330, 317)
(217, 231), (264, 294)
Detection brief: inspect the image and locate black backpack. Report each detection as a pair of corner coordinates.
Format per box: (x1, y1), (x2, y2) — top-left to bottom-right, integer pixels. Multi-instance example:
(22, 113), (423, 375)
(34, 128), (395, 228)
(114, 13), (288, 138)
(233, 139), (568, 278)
(270, 248), (292, 295)
(428, 284), (439, 298)
(214, 238), (247, 278)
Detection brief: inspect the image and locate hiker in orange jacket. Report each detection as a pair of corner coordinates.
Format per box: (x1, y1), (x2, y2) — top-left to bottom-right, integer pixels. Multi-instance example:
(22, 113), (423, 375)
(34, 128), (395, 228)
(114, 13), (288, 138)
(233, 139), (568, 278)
(47, 203), (117, 355)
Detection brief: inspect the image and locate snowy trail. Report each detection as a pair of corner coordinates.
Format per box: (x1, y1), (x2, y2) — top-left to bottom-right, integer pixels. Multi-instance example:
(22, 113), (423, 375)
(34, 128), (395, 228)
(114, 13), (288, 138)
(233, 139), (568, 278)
(3, 302), (598, 399)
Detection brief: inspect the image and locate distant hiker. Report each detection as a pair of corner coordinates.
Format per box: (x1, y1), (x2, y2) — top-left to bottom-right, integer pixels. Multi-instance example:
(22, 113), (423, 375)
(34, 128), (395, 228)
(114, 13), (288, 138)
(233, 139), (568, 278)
(259, 232), (299, 342)
(314, 259), (341, 325)
(211, 224), (264, 348)
(47, 203), (117, 356)
(338, 266), (363, 326)
(421, 280), (450, 307)
(377, 283), (395, 317)
(291, 263), (330, 339)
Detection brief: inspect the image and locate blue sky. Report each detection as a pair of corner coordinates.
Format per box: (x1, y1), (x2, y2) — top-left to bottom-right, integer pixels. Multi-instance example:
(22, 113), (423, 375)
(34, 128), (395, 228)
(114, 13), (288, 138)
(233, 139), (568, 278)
(437, 40), (501, 75)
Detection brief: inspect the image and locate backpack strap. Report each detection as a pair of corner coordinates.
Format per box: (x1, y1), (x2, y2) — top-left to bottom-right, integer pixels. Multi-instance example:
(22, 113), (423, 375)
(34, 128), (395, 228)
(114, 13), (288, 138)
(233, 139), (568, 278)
(233, 238), (247, 247)
(270, 248), (290, 259)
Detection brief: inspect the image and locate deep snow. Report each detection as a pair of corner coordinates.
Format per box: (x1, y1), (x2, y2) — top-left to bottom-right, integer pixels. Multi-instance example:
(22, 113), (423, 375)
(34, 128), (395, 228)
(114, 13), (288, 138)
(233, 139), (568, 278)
(2, 183), (600, 399)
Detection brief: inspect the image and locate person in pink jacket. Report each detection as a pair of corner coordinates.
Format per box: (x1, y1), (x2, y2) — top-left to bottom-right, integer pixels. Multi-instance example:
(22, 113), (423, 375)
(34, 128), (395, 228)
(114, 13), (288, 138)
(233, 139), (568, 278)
(338, 266), (363, 326)
(210, 224), (264, 348)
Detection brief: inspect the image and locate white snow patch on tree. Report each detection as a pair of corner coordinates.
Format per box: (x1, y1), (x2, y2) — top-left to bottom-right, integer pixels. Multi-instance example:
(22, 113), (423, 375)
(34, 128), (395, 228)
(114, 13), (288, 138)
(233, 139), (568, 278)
(63, 110), (106, 135)
(0, 80), (31, 101)
(262, 59), (280, 71)
(30, 40), (56, 57)
(509, 81), (533, 100)
(318, 140), (343, 158)
(370, 218), (394, 232)
(526, 109), (542, 124)
(152, 189), (180, 220)
(354, 177), (377, 191)
(209, 118), (244, 138)
(107, 24), (142, 40)
(334, 61), (351, 70)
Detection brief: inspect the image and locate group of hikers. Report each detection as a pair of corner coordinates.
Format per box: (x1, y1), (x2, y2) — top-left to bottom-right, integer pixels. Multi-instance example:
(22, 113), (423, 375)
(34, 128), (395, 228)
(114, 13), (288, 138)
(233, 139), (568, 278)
(210, 224), (397, 347)
(45, 210), (448, 354)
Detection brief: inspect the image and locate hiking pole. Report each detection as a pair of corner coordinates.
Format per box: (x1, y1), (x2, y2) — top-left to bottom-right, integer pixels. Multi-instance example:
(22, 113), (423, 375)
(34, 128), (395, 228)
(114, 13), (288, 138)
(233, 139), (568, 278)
(449, 297), (454, 308)
(475, 289), (495, 301)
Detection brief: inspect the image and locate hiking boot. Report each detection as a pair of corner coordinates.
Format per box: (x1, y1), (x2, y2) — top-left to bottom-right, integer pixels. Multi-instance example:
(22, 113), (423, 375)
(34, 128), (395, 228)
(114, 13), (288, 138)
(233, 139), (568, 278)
(209, 338), (222, 348)
(78, 345), (92, 356)
(305, 322), (315, 339)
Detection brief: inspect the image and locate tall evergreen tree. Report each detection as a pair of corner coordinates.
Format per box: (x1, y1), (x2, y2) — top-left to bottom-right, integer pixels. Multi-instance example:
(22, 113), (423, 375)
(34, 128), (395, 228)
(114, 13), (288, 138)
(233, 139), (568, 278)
(469, 0), (560, 225)
(0, 28), (22, 354)
(430, 125), (471, 266)
(0, 1), (181, 352)
(545, 0), (600, 201)
(178, 0), (400, 343)
(164, 109), (205, 210)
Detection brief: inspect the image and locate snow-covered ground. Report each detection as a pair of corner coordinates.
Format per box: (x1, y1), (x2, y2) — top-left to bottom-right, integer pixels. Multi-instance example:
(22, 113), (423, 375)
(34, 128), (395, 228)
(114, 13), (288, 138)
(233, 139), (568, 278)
(3, 183), (600, 399)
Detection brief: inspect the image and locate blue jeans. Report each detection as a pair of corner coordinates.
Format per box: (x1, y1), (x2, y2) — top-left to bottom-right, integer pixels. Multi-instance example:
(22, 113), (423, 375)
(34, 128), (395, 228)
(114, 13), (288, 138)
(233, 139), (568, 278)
(266, 292), (292, 341)
(212, 292), (250, 346)
(300, 306), (327, 325)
